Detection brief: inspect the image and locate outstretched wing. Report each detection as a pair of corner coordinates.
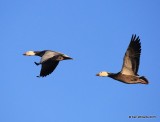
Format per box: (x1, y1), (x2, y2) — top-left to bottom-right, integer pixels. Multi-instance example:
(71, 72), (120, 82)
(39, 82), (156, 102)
(38, 59), (59, 77)
(120, 35), (141, 75)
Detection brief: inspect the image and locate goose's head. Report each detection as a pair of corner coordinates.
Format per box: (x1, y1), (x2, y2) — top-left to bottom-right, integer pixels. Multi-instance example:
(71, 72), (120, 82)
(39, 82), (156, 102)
(23, 51), (36, 56)
(96, 71), (109, 77)
(61, 54), (73, 60)
(55, 54), (73, 61)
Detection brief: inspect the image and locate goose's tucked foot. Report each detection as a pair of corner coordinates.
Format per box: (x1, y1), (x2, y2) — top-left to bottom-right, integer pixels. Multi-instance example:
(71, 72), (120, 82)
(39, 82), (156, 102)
(34, 62), (40, 66)
(36, 75), (40, 78)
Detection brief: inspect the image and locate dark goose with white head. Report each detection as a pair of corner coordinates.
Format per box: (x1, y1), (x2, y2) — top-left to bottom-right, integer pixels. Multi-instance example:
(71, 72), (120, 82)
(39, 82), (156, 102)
(96, 35), (149, 84)
(23, 50), (72, 77)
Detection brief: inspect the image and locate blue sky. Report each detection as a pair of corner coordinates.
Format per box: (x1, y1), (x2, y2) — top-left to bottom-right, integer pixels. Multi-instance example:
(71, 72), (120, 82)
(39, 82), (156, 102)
(0, 0), (160, 122)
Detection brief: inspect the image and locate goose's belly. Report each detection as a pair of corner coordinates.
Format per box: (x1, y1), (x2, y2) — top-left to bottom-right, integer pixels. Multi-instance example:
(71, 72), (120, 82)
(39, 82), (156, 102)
(112, 74), (139, 84)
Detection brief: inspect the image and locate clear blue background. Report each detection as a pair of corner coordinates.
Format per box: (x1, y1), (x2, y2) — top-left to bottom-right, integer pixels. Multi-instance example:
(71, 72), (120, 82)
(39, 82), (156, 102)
(0, 0), (160, 122)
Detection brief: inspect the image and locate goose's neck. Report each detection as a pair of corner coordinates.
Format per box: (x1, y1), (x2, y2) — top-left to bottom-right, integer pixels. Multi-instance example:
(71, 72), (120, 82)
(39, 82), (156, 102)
(108, 73), (117, 78)
(34, 51), (46, 57)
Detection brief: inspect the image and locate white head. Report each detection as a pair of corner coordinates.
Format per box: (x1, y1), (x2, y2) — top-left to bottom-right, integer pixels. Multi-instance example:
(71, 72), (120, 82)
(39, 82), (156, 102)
(23, 51), (36, 56)
(96, 71), (109, 77)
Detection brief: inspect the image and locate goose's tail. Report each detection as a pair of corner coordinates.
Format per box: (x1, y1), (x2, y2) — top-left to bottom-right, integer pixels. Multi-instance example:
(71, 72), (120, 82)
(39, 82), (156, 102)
(139, 76), (149, 84)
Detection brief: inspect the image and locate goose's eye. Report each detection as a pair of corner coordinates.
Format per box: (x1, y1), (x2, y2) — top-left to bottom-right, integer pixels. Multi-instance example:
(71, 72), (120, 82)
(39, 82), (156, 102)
(58, 56), (63, 60)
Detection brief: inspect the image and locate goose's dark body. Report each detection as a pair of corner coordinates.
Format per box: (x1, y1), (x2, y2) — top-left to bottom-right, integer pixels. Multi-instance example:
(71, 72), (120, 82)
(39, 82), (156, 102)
(23, 50), (72, 77)
(96, 35), (149, 84)
(107, 72), (148, 84)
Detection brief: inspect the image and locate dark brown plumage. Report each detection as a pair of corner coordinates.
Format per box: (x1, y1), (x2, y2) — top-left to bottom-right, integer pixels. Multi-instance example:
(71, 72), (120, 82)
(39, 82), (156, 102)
(96, 34), (149, 84)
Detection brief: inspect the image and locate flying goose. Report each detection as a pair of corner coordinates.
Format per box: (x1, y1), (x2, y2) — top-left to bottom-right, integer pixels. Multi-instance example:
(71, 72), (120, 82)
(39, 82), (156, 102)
(23, 50), (72, 77)
(96, 35), (149, 84)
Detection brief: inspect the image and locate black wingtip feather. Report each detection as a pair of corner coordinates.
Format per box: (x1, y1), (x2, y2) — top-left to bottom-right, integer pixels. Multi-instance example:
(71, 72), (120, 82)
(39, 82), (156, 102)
(131, 34), (140, 42)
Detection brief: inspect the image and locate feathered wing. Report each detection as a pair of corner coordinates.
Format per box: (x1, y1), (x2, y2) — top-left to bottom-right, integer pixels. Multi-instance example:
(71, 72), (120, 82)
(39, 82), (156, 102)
(120, 35), (141, 75)
(40, 51), (60, 63)
(38, 59), (59, 77)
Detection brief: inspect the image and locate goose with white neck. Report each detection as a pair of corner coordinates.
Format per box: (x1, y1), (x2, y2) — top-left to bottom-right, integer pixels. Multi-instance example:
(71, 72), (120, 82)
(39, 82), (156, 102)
(96, 35), (149, 84)
(23, 50), (72, 77)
